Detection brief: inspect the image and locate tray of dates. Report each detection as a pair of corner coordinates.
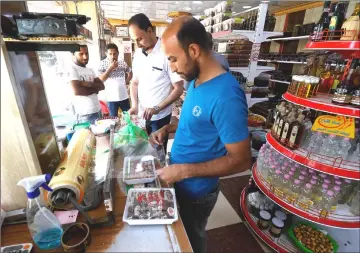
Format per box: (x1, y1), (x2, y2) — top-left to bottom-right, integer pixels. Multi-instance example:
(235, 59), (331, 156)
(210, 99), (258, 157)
(123, 155), (156, 185)
(123, 188), (178, 225)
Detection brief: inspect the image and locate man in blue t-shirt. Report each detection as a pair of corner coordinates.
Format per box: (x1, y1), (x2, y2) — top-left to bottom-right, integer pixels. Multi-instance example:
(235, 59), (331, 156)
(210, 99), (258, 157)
(150, 16), (251, 253)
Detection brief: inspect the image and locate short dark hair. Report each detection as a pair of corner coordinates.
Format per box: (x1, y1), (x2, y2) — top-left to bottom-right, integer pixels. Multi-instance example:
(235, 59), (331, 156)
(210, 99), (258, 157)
(128, 13), (153, 32)
(72, 44), (87, 55)
(105, 43), (118, 52)
(207, 32), (214, 48)
(177, 18), (211, 54)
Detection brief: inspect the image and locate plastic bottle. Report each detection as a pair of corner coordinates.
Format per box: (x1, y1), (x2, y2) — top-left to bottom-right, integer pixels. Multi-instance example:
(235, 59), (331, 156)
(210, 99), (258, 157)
(17, 174), (63, 250)
(333, 185), (341, 203)
(349, 190), (360, 216)
(290, 179), (302, 200)
(306, 131), (325, 153)
(272, 170), (283, 187)
(319, 173), (328, 184)
(280, 174), (291, 194)
(321, 190), (337, 213)
(320, 134), (340, 158)
(339, 179), (355, 204)
(348, 143), (360, 162)
(298, 183), (314, 208)
(266, 165), (277, 183)
(337, 137), (352, 159)
(298, 175), (306, 183)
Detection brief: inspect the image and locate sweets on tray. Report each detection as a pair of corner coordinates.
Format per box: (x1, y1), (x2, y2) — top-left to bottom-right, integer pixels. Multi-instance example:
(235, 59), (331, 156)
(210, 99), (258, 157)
(123, 188), (178, 225)
(123, 156), (156, 184)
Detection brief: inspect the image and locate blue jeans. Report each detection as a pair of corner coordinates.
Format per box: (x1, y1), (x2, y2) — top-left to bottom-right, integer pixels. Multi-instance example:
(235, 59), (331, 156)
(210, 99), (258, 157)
(146, 114), (171, 152)
(108, 99), (131, 117)
(77, 111), (102, 124)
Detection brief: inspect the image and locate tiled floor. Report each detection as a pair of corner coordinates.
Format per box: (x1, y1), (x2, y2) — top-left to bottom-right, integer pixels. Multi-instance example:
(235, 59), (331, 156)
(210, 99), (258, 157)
(167, 137), (272, 252)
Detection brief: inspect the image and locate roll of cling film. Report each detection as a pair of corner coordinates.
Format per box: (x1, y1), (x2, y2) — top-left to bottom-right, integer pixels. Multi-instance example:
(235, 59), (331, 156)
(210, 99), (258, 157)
(46, 129), (96, 209)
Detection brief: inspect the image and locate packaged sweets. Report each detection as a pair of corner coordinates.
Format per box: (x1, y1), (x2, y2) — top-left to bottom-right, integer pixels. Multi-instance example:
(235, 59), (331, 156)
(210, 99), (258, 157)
(123, 188), (178, 225)
(123, 155), (156, 184)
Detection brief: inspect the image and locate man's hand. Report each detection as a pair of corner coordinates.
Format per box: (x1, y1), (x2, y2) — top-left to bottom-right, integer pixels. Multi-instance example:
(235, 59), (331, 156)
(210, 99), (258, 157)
(143, 108), (157, 121)
(108, 60), (118, 71)
(149, 127), (168, 145)
(128, 107), (138, 115)
(156, 164), (186, 184)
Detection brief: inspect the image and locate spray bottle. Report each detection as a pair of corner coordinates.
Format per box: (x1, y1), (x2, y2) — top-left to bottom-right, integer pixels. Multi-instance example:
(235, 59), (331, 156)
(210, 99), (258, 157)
(17, 174), (63, 250)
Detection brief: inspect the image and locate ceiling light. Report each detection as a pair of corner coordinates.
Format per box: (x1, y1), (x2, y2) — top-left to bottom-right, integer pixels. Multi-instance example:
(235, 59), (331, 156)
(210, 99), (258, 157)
(184, 7), (192, 11)
(243, 6), (252, 9)
(166, 18), (172, 23)
(174, 1), (179, 4)
(262, 1), (270, 3)
(192, 1), (203, 4)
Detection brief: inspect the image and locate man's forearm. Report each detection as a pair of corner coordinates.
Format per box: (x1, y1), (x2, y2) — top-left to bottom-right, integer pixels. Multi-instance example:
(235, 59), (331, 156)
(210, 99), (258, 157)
(126, 72), (133, 84)
(180, 143), (252, 179)
(74, 86), (99, 96)
(98, 68), (112, 82)
(157, 81), (184, 111)
(164, 122), (178, 134)
(130, 80), (139, 108)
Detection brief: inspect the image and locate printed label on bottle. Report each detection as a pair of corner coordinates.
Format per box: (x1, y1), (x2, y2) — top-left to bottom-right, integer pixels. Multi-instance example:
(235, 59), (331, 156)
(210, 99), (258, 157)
(273, 118), (280, 135)
(331, 79), (340, 90)
(319, 209), (329, 218)
(296, 200), (313, 211)
(331, 205), (337, 212)
(286, 195), (296, 205)
(274, 187), (284, 198)
(280, 123), (289, 143)
(270, 184), (275, 193)
(276, 119), (284, 137)
(329, 16), (337, 30)
(288, 126), (299, 147)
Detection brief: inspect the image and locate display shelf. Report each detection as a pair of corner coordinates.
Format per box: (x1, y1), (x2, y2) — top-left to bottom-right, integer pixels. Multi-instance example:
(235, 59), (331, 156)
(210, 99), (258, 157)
(212, 30), (283, 43)
(283, 92), (360, 118)
(304, 40), (360, 58)
(266, 132), (360, 180)
(265, 35), (310, 42)
(240, 186), (299, 253)
(252, 163), (360, 229)
(258, 60), (307, 65)
(3, 37), (92, 44)
(269, 79), (291, 85)
(230, 66), (275, 78)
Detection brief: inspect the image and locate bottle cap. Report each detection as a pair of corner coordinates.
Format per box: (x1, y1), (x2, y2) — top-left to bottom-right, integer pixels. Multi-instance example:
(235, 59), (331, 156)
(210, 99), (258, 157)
(310, 179), (317, 185)
(327, 190), (334, 196)
(330, 134), (336, 138)
(333, 185), (341, 191)
(305, 183), (312, 189)
(324, 179), (331, 184)
(294, 179), (301, 184)
(312, 175), (319, 180)
(272, 217), (284, 228)
(344, 179), (352, 183)
(335, 180), (342, 185)
(320, 173), (327, 179)
(309, 169), (315, 174)
(301, 170), (307, 175)
(275, 170), (281, 174)
(284, 174), (290, 180)
(322, 183), (329, 189)
(275, 210), (287, 221)
(299, 175), (305, 180)
(259, 210), (271, 220)
(289, 171), (295, 176)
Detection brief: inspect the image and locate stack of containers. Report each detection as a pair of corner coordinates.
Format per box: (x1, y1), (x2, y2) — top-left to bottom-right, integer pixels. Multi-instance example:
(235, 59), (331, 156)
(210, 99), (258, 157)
(203, 7), (215, 33)
(212, 1), (235, 33)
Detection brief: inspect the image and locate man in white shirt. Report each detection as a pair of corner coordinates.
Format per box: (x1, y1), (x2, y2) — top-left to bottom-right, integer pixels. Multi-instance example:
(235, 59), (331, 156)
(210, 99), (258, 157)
(98, 43), (132, 116)
(128, 13), (184, 151)
(69, 45), (105, 124)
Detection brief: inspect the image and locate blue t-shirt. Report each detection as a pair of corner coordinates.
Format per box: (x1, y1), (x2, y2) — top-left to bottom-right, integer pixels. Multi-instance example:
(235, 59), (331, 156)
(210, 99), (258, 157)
(171, 72), (249, 199)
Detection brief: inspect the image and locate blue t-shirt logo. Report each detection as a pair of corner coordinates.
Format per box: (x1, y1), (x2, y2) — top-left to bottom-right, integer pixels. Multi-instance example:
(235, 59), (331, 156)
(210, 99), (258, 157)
(192, 105), (202, 117)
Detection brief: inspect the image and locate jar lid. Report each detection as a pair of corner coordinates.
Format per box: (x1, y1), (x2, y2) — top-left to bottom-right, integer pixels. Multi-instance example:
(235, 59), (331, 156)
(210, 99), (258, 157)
(272, 217), (284, 228)
(275, 210), (287, 221)
(259, 210), (271, 220)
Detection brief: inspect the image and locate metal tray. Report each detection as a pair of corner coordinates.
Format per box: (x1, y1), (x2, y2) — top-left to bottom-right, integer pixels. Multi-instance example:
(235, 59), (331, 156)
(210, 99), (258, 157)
(123, 188), (178, 225)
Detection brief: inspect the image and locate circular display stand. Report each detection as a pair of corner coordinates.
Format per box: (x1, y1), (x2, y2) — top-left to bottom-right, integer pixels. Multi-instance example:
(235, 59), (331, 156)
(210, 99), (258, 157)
(240, 186), (300, 253)
(266, 132), (360, 180)
(283, 92), (360, 119)
(252, 163), (360, 229)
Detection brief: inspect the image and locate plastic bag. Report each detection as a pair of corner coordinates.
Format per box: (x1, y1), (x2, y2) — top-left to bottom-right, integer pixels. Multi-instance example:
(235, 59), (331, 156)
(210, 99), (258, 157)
(114, 112), (148, 147)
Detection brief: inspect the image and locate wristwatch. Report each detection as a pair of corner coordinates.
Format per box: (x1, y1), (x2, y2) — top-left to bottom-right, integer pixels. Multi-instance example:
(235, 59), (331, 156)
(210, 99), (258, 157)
(153, 106), (160, 114)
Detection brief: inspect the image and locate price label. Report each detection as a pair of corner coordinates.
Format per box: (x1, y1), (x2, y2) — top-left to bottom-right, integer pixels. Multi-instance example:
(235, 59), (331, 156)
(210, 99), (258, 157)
(312, 115), (355, 139)
(297, 200), (313, 211)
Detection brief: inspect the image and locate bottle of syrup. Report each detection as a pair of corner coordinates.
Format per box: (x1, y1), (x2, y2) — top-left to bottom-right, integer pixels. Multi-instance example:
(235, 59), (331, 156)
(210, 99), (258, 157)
(273, 110), (286, 138)
(288, 114), (306, 150)
(313, 1), (332, 41)
(328, 2), (346, 40)
(280, 113), (297, 145)
(333, 59), (358, 104)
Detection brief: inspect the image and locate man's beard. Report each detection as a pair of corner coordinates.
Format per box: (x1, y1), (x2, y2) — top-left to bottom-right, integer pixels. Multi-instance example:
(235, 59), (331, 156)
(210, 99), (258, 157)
(180, 60), (200, 82)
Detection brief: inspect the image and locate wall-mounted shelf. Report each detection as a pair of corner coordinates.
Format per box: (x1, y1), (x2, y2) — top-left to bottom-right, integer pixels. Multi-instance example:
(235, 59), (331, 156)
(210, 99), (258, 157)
(258, 60), (307, 65)
(265, 35), (310, 42)
(212, 30), (283, 43)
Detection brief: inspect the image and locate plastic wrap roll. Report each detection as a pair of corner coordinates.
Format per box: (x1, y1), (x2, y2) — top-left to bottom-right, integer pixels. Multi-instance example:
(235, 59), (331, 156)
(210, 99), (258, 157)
(45, 129), (95, 208)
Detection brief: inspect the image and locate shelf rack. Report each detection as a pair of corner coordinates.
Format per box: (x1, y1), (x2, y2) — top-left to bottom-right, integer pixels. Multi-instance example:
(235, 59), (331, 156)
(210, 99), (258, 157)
(283, 92), (360, 119)
(252, 163), (360, 229)
(258, 60), (307, 65)
(212, 30), (283, 43)
(304, 40), (360, 58)
(266, 132), (360, 180)
(240, 186), (300, 253)
(269, 79), (291, 85)
(265, 35), (310, 42)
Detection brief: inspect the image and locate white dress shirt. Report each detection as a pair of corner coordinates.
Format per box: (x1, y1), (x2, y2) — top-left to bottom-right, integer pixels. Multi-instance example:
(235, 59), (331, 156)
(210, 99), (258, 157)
(132, 38), (183, 121)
